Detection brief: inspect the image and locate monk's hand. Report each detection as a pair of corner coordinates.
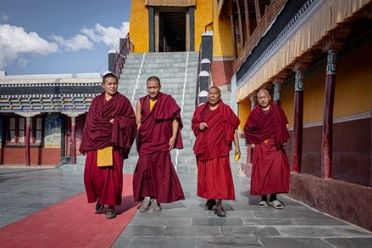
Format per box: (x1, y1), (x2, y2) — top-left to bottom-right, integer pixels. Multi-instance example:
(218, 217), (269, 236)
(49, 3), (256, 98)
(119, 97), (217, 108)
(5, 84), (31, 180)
(169, 136), (176, 150)
(235, 148), (241, 157)
(109, 119), (114, 124)
(199, 122), (208, 131)
(250, 144), (255, 149)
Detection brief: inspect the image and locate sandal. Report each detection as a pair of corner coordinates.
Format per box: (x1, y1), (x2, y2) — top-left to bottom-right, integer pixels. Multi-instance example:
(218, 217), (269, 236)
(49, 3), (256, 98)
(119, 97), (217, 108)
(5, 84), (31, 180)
(268, 200), (283, 209)
(258, 200), (268, 208)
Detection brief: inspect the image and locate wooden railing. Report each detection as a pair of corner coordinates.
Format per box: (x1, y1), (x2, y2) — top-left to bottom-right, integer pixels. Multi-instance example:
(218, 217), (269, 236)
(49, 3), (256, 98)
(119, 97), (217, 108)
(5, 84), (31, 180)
(233, 0), (288, 73)
(111, 33), (134, 78)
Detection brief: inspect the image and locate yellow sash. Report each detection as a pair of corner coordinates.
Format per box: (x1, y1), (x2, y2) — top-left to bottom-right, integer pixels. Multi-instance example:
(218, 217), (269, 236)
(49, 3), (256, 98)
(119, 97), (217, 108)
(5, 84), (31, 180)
(97, 146), (113, 167)
(150, 99), (156, 111)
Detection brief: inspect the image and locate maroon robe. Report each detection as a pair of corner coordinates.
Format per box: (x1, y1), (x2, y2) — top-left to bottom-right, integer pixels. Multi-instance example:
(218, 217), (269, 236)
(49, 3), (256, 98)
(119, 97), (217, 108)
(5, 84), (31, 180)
(133, 92), (185, 203)
(192, 100), (240, 200)
(244, 104), (290, 195)
(80, 92), (136, 206)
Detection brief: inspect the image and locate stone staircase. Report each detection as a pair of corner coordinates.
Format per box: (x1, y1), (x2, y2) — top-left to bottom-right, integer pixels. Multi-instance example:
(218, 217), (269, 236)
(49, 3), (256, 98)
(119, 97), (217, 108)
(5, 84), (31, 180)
(118, 52), (246, 175)
(63, 52), (247, 175)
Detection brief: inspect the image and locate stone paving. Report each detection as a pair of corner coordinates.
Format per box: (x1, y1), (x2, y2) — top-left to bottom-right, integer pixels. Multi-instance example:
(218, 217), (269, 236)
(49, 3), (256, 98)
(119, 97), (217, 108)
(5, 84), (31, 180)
(1, 167), (372, 248)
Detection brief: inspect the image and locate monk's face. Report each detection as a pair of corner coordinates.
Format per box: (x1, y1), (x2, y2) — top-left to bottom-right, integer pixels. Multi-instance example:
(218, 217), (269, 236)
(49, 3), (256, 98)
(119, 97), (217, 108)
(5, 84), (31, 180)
(207, 87), (221, 106)
(102, 76), (118, 97)
(147, 80), (161, 100)
(257, 90), (271, 109)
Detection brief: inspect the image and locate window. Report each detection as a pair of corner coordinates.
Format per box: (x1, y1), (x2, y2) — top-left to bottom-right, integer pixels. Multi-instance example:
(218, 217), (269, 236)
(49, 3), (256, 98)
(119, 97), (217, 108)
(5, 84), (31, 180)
(5, 116), (43, 146)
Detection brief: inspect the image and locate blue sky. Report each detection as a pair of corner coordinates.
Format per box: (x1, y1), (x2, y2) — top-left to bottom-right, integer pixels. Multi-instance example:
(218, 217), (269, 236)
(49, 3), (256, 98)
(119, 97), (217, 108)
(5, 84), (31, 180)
(0, 0), (131, 75)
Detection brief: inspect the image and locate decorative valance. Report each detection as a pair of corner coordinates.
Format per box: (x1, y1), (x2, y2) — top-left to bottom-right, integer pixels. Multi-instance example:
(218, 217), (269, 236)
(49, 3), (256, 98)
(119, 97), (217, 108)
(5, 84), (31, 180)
(145, 0), (195, 7)
(236, 0), (372, 102)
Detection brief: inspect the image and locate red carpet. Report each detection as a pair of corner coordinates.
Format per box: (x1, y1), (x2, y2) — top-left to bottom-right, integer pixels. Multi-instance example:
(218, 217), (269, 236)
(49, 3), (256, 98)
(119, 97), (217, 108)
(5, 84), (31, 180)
(0, 175), (139, 248)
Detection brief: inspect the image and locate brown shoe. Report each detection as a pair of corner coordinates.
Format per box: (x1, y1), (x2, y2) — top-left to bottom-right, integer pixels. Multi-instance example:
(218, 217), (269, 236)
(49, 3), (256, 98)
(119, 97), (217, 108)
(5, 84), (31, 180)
(215, 205), (226, 217)
(152, 200), (162, 212)
(138, 198), (151, 212)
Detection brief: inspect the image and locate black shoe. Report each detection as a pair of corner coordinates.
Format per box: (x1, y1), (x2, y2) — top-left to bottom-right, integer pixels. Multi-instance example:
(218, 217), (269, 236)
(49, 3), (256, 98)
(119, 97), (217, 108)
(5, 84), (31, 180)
(105, 209), (116, 219)
(95, 202), (104, 213)
(204, 199), (216, 210)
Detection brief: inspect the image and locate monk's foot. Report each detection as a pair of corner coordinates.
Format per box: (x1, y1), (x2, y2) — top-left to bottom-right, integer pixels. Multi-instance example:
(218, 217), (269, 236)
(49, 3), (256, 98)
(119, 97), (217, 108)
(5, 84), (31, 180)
(152, 199), (162, 212)
(95, 201), (104, 213)
(204, 199), (216, 210)
(138, 198), (151, 212)
(215, 205), (226, 217)
(105, 207), (116, 219)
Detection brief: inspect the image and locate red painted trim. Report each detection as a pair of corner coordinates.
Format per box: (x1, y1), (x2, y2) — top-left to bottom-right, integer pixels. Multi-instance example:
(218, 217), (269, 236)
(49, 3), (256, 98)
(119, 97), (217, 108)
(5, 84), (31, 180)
(71, 122), (76, 164)
(25, 123), (31, 166)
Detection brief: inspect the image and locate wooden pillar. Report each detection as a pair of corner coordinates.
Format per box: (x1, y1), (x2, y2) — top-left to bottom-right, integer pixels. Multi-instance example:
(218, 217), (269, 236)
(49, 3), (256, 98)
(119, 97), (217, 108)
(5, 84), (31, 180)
(25, 117), (31, 166)
(244, 0), (252, 40)
(235, 0), (245, 48)
(230, 14), (237, 59)
(321, 50), (337, 179)
(70, 116), (76, 164)
(370, 101), (372, 187)
(292, 71), (304, 173)
(254, 0), (263, 23)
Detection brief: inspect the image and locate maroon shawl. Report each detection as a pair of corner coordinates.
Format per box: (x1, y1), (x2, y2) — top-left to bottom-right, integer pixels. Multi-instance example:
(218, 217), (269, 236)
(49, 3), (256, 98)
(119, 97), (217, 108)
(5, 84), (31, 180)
(79, 92), (136, 158)
(244, 104), (289, 147)
(137, 92), (183, 155)
(192, 100), (240, 161)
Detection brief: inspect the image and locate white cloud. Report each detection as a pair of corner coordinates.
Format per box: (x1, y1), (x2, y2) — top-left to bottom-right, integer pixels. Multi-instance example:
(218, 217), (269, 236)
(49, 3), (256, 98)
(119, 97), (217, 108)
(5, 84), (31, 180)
(51, 34), (94, 52)
(0, 24), (59, 68)
(0, 21), (129, 70)
(81, 22), (129, 50)
(17, 58), (28, 68)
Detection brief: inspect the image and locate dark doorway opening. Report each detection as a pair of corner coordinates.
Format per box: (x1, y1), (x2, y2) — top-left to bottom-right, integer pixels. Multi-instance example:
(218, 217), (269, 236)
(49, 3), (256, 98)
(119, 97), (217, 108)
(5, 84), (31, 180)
(157, 8), (187, 52)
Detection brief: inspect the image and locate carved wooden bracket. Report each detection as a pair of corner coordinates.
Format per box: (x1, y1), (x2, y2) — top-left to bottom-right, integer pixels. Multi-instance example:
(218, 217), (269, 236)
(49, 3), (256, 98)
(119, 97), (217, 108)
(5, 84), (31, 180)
(322, 27), (351, 52)
(293, 54), (314, 71)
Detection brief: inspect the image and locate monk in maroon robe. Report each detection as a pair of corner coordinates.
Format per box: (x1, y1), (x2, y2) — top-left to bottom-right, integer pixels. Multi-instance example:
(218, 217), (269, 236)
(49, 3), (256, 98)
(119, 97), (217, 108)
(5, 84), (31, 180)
(244, 89), (290, 209)
(192, 86), (241, 217)
(80, 71), (136, 219)
(133, 76), (185, 212)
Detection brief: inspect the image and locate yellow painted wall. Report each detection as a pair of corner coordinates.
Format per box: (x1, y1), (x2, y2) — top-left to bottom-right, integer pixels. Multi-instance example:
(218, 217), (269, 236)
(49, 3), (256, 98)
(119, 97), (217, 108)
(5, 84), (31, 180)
(258, 42), (372, 128)
(194, 0), (213, 51)
(129, 0), (149, 53)
(129, 0), (233, 55)
(212, 2), (233, 57)
(281, 84), (294, 127)
(238, 97), (250, 131)
(334, 44), (372, 117)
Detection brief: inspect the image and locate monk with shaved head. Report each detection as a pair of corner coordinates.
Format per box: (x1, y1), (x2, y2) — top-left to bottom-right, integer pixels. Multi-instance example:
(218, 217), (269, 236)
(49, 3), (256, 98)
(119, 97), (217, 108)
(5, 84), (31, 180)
(192, 86), (241, 217)
(244, 89), (290, 209)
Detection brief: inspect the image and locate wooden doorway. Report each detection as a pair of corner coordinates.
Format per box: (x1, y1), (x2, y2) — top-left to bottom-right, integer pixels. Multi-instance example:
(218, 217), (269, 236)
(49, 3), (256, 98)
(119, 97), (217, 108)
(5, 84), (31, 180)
(154, 7), (189, 52)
